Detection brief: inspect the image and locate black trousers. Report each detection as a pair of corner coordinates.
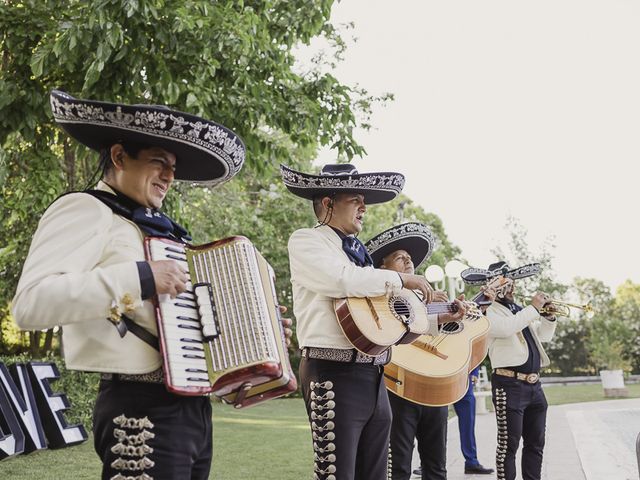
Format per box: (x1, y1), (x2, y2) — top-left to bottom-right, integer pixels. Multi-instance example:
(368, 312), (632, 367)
(388, 392), (448, 480)
(491, 375), (547, 480)
(300, 357), (392, 480)
(93, 379), (212, 480)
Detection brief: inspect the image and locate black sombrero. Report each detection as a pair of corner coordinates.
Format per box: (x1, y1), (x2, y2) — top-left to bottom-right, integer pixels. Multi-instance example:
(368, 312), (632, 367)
(365, 222), (436, 269)
(280, 163), (405, 205)
(50, 89), (245, 186)
(461, 261), (541, 285)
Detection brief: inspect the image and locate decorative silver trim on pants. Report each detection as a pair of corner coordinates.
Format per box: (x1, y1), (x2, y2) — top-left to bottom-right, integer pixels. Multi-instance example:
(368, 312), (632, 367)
(310, 381), (337, 480)
(110, 414), (156, 480)
(494, 388), (508, 480)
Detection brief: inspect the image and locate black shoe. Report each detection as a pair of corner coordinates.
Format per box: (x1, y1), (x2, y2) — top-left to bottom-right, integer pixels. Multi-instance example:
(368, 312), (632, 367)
(412, 467), (422, 477)
(464, 464), (494, 474)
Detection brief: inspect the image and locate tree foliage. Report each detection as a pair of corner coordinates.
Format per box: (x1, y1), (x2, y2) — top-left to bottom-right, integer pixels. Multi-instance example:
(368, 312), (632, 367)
(0, 0), (391, 354)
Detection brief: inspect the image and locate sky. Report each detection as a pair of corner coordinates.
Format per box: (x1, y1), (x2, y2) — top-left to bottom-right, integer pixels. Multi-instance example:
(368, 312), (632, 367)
(301, 0), (639, 293)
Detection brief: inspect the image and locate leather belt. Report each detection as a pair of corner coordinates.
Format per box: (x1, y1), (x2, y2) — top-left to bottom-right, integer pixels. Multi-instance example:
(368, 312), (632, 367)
(494, 368), (540, 384)
(302, 347), (389, 366)
(100, 368), (164, 384)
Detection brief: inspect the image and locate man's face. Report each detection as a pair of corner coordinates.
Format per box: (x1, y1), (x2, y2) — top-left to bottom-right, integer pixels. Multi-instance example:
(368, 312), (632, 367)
(327, 193), (366, 235)
(381, 249), (414, 274)
(114, 146), (176, 208)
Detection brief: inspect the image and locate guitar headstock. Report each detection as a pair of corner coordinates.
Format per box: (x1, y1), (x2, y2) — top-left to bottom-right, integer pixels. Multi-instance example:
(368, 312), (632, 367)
(486, 276), (513, 296)
(472, 275), (513, 306)
(463, 302), (482, 321)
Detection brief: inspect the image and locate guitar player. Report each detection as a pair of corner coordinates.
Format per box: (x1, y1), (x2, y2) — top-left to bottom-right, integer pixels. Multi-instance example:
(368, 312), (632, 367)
(282, 164), (440, 480)
(365, 222), (467, 480)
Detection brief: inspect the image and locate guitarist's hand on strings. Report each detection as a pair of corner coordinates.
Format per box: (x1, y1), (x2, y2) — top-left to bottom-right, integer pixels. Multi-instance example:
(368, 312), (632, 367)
(400, 274), (435, 303)
(437, 294), (468, 324)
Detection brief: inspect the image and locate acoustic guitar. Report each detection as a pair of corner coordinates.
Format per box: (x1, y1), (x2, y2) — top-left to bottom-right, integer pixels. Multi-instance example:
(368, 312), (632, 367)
(334, 286), (489, 356)
(383, 277), (510, 406)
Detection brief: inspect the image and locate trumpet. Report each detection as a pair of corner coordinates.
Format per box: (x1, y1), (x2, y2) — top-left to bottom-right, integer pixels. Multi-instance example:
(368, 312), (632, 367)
(539, 299), (595, 318)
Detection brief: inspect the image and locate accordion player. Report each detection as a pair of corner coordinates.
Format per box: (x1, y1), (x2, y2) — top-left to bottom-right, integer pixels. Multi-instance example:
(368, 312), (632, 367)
(145, 235), (297, 408)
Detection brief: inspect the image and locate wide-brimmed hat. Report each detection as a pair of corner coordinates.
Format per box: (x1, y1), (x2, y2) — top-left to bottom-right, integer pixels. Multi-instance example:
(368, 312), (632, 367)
(280, 163), (405, 205)
(50, 89), (245, 186)
(461, 261), (541, 285)
(365, 222), (436, 269)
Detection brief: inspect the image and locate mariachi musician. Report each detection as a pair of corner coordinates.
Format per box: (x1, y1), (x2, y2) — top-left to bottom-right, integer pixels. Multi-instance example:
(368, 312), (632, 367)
(462, 261), (557, 480)
(364, 222), (467, 480)
(12, 90), (292, 480)
(282, 164), (441, 480)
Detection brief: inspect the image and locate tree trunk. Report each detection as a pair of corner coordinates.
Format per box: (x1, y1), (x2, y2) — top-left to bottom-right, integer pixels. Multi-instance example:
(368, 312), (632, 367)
(43, 328), (54, 353)
(29, 331), (41, 357)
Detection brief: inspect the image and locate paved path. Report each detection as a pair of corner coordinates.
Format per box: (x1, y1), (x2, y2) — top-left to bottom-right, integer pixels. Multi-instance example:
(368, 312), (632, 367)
(411, 397), (640, 480)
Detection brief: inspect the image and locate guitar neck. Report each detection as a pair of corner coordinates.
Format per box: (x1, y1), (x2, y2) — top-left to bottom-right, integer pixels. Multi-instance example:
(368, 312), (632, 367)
(472, 291), (492, 307)
(425, 302), (458, 315)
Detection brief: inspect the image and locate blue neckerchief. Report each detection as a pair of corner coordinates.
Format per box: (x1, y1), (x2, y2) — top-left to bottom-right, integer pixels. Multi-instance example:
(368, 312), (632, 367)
(85, 189), (192, 243)
(329, 226), (373, 267)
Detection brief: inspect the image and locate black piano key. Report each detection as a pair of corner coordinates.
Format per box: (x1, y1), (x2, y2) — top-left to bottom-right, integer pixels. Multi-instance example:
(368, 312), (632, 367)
(180, 338), (200, 343)
(164, 246), (185, 254)
(187, 377), (210, 382)
(178, 324), (200, 331)
(167, 254), (188, 262)
(174, 302), (197, 310)
(183, 354), (206, 359)
(186, 368), (208, 373)
(181, 346), (204, 351)
(177, 315), (199, 322)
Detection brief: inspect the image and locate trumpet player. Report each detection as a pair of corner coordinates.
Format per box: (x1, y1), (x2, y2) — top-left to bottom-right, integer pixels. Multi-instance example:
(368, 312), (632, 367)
(481, 261), (557, 480)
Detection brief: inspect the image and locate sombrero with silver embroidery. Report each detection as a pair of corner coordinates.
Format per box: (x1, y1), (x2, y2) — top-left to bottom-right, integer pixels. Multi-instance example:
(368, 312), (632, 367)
(461, 261), (541, 285)
(50, 89), (245, 186)
(365, 222), (436, 269)
(280, 163), (405, 205)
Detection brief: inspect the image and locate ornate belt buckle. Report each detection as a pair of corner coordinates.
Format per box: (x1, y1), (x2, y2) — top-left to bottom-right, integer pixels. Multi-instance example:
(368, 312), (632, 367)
(526, 373), (539, 384)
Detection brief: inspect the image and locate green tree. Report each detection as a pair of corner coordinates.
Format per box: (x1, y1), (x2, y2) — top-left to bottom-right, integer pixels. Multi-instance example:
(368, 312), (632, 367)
(611, 280), (640, 372)
(0, 0), (389, 354)
(359, 194), (461, 275)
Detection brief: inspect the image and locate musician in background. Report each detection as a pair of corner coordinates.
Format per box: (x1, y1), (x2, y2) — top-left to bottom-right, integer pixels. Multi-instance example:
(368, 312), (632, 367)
(452, 366), (494, 475)
(12, 90), (291, 479)
(365, 222), (467, 480)
(282, 165), (442, 480)
(480, 261), (557, 480)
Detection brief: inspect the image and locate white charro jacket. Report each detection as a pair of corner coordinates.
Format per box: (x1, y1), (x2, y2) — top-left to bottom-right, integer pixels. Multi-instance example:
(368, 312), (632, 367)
(12, 181), (161, 374)
(486, 301), (557, 370)
(288, 225), (439, 350)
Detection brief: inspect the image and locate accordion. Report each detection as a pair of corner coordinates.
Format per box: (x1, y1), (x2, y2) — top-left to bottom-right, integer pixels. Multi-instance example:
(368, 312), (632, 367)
(144, 236), (297, 408)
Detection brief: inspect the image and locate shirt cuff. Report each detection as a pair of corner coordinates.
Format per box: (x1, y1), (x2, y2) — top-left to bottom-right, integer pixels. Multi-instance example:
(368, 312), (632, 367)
(136, 261), (156, 300)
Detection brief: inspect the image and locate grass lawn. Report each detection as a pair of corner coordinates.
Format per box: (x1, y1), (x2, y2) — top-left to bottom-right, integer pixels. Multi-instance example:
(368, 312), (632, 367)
(1, 384), (637, 479)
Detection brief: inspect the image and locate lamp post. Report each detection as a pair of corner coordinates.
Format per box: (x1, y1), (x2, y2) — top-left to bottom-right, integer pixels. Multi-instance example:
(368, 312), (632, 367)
(424, 260), (469, 300)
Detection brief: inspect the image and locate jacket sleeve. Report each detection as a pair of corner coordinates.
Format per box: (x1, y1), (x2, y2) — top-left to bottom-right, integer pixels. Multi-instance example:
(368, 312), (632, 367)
(531, 317), (557, 342)
(487, 304), (541, 338)
(11, 193), (142, 330)
(288, 228), (403, 299)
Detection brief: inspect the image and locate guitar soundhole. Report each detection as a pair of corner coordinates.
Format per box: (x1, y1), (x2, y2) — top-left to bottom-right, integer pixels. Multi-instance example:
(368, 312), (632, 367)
(441, 321), (463, 334)
(390, 297), (413, 325)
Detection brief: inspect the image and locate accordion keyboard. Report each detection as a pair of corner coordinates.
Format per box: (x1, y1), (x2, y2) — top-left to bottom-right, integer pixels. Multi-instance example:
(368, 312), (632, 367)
(147, 241), (212, 389)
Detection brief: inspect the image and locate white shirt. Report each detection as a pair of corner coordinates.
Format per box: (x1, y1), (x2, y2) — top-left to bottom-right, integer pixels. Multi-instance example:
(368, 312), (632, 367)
(288, 225), (438, 349)
(486, 301), (557, 369)
(12, 182), (161, 373)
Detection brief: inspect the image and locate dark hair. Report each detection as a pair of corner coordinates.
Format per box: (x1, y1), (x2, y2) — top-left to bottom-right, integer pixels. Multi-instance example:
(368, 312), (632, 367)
(99, 141), (153, 177)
